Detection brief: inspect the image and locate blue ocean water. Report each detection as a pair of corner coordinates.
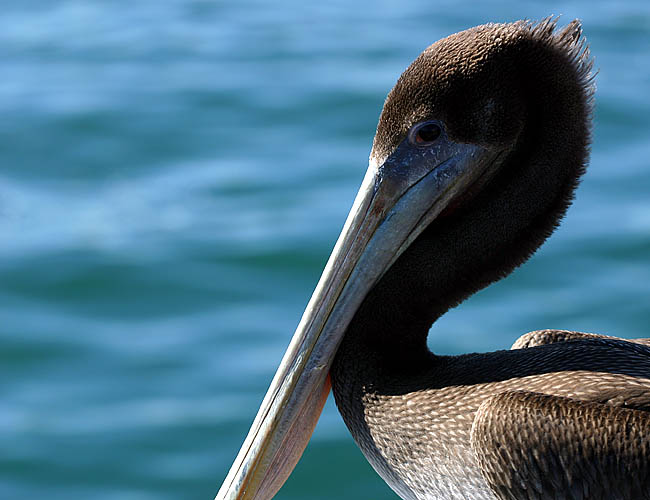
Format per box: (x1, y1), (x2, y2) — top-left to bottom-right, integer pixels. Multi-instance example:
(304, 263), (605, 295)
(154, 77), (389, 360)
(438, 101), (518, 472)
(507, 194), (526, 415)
(1, 1), (649, 499)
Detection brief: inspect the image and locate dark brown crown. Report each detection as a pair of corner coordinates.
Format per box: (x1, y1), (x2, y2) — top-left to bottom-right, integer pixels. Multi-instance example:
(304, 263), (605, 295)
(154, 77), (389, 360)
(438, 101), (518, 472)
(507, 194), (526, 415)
(371, 19), (594, 166)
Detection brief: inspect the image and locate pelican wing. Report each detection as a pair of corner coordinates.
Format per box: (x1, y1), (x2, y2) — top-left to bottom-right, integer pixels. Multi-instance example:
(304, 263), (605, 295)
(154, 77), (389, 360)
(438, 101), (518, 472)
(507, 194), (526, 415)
(511, 330), (650, 350)
(470, 390), (650, 500)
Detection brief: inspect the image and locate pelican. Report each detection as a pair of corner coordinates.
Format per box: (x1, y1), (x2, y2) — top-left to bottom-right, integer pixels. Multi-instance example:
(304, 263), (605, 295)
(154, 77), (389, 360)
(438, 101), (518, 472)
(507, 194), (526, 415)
(217, 19), (650, 500)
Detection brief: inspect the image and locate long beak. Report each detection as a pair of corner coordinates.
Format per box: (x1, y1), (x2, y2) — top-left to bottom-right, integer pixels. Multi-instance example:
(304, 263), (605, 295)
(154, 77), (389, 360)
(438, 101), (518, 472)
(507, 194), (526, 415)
(216, 134), (501, 500)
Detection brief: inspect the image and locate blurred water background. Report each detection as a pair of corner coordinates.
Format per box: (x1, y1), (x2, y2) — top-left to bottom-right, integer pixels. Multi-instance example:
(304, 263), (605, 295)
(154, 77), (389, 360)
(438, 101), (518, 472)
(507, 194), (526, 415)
(1, 1), (650, 499)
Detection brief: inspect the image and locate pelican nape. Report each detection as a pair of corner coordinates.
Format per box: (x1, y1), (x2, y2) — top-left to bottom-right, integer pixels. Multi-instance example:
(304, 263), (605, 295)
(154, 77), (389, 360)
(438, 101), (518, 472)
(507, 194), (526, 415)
(217, 19), (650, 500)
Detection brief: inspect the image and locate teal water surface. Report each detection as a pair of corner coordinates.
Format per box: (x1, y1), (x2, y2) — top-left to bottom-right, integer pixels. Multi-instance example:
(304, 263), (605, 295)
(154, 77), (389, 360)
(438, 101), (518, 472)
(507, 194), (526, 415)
(2, 1), (650, 499)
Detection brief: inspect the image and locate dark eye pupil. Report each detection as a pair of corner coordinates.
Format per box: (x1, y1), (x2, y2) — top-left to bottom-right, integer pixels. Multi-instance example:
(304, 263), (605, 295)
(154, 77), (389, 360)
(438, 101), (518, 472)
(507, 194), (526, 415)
(416, 123), (441, 143)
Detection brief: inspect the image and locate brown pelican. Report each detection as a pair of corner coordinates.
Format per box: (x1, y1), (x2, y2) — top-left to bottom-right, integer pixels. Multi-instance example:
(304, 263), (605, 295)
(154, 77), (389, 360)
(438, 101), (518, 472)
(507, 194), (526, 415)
(216, 19), (650, 500)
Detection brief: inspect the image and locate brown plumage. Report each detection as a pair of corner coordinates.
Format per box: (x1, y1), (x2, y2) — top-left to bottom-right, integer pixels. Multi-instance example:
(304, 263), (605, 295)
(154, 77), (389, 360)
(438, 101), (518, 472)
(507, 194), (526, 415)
(472, 390), (650, 498)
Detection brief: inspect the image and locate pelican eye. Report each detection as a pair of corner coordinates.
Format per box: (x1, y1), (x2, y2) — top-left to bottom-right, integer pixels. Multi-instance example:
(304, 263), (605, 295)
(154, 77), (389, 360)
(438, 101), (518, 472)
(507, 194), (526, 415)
(410, 122), (442, 146)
